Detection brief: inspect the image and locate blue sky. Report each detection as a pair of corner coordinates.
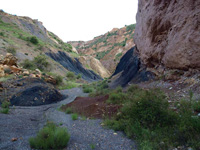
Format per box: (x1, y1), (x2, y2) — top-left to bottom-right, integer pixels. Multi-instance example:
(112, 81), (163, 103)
(1, 0), (138, 41)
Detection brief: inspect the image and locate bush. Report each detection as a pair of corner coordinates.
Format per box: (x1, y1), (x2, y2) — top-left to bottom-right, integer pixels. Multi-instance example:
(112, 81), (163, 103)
(104, 87), (200, 149)
(33, 55), (50, 71)
(58, 81), (79, 90)
(21, 59), (36, 70)
(7, 46), (16, 55)
(76, 74), (82, 79)
(107, 92), (127, 104)
(71, 113), (78, 120)
(66, 71), (76, 80)
(1, 101), (10, 114)
(1, 108), (9, 114)
(65, 107), (73, 114)
(83, 87), (93, 93)
(29, 122), (70, 150)
(29, 36), (39, 45)
(54, 75), (63, 85)
(82, 84), (93, 93)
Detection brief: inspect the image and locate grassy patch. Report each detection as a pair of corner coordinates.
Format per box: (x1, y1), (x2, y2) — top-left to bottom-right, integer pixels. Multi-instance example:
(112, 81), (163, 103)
(21, 55), (50, 71)
(58, 81), (80, 90)
(29, 122), (70, 150)
(66, 71), (76, 80)
(1, 101), (10, 114)
(71, 113), (78, 120)
(65, 107), (73, 114)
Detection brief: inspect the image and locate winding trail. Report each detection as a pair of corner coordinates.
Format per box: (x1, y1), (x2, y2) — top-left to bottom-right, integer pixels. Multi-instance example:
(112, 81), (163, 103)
(0, 88), (136, 150)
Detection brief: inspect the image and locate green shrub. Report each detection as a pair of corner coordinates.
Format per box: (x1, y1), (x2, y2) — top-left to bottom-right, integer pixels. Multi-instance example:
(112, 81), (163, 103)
(76, 74), (82, 79)
(1, 108), (9, 114)
(0, 32), (5, 36)
(6, 46), (16, 55)
(59, 81), (79, 90)
(21, 59), (36, 70)
(33, 55), (50, 71)
(83, 87), (93, 93)
(29, 122), (70, 150)
(65, 107), (73, 114)
(71, 113), (78, 120)
(107, 92), (127, 104)
(1, 101), (10, 114)
(66, 71), (76, 80)
(104, 87), (200, 150)
(29, 36), (39, 45)
(54, 75), (63, 85)
(193, 101), (200, 112)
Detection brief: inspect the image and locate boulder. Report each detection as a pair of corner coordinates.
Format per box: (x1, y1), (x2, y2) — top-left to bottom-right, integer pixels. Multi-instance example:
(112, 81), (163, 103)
(3, 77), (64, 106)
(0, 65), (5, 77)
(3, 53), (18, 66)
(134, 0), (200, 70)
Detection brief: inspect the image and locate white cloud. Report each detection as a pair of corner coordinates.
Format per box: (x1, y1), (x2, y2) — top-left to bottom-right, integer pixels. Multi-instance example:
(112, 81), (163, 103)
(0, 0), (138, 41)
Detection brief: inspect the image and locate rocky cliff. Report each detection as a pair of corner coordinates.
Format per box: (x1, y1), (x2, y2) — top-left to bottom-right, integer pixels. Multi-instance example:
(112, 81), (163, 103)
(134, 0), (200, 72)
(68, 24), (135, 73)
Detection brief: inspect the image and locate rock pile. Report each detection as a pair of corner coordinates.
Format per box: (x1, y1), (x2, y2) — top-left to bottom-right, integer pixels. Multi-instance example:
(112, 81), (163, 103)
(0, 53), (57, 85)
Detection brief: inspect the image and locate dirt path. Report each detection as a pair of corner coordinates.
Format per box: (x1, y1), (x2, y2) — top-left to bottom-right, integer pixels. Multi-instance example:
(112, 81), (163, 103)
(0, 88), (136, 150)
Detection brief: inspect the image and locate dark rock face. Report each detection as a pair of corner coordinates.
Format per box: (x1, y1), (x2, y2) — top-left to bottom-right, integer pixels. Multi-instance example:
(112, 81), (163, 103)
(111, 47), (152, 87)
(3, 78), (63, 106)
(134, 0), (200, 70)
(46, 51), (102, 81)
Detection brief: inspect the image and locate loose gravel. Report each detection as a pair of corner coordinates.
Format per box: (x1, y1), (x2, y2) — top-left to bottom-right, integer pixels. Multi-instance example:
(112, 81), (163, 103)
(0, 88), (137, 150)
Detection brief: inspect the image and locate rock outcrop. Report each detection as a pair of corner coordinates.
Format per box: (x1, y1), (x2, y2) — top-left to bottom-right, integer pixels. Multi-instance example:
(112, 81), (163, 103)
(110, 47), (153, 87)
(79, 56), (111, 78)
(46, 51), (102, 81)
(134, 0), (200, 71)
(2, 78), (63, 106)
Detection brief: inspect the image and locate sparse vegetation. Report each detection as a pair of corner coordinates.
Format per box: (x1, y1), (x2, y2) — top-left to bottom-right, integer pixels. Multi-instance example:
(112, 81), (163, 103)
(66, 71), (76, 80)
(71, 113), (78, 120)
(21, 55), (50, 71)
(58, 81), (79, 90)
(1, 101), (10, 114)
(126, 24), (136, 32)
(103, 85), (200, 150)
(115, 52), (122, 60)
(65, 107), (73, 114)
(95, 50), (111, 60)
(29, 122), (70, 150)
(76, 74), (82, 79)
(6, 46), (16, 55)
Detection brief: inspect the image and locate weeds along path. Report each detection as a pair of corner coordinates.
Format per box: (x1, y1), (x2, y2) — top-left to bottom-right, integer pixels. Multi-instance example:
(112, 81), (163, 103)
(0, 88), (136, 150)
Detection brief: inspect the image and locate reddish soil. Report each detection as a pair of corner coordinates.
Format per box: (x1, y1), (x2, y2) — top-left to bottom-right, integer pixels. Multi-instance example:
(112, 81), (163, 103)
(61, 95), (121, 119)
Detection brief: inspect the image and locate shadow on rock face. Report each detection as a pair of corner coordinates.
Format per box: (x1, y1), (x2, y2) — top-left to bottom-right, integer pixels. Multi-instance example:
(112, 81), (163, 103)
(2, 77), (64, 106)
(110, 47), (153, 87)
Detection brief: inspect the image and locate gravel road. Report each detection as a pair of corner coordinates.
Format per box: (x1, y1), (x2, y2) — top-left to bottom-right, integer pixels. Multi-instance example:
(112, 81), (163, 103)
(0, 88), (136, 150)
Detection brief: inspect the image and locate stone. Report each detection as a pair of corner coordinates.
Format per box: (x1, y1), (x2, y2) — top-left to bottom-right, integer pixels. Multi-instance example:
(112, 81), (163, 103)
(23, 70), (29, 76)
(35, 69), (41, 74)
(134, 0), (200, 70)
(0, 65), (5, 77)
(3, 53), (18, 66)
(29, 74), (36, 78)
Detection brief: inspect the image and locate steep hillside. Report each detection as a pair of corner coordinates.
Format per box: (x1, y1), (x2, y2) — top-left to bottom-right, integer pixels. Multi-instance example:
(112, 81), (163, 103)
(0, 10), (101, 81)
(68, 24), (135, 73)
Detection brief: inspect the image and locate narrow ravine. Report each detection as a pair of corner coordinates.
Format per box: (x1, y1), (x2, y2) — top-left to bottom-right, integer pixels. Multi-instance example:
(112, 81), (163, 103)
(0, 88), (136, 150)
